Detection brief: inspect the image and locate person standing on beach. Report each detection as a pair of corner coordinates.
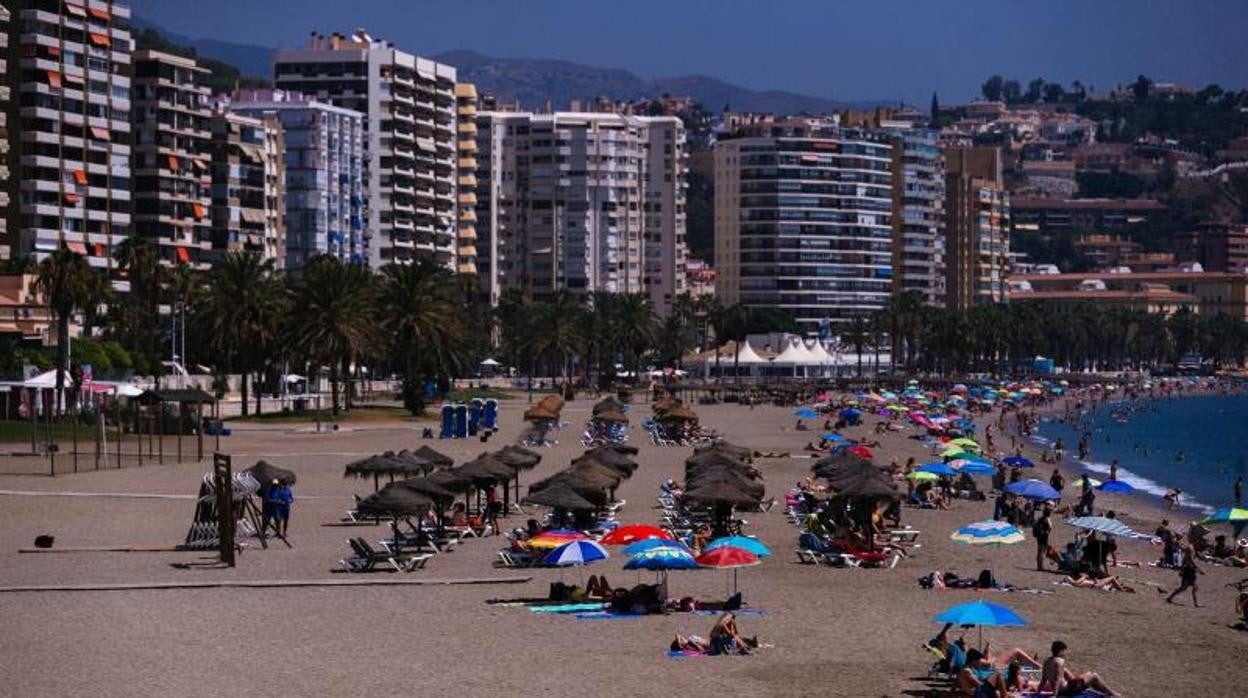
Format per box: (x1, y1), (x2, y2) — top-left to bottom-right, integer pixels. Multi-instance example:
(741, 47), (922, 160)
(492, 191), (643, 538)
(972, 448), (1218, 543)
(1165, 536), (1203, 607)
(1235, 475), (1243, 507)
(1049, 469), (1065, 495)
(270, 479), (294, 538)
(1033, 506), (1053, 572)
(1108, 460), (1118, 481)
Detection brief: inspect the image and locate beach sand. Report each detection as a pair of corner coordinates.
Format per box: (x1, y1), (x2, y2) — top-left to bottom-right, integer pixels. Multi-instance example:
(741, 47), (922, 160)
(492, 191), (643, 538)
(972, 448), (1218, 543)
(1, 395), (1245, 697)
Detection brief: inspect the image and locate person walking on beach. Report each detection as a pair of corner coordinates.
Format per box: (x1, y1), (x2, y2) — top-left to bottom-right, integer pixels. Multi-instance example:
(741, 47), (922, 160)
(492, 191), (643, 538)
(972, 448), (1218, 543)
(1049, 469), (1065, 494)
(1033, 506), (1053, 572)
(1053, 438), (1065, 462)
(1165, 536), (1203, 607)
(1108, 460), (1118, 481)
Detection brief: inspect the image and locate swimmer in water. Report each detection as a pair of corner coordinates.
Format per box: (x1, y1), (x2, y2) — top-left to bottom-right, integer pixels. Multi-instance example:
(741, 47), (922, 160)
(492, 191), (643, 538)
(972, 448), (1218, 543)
(1176, 451), (1185, 462)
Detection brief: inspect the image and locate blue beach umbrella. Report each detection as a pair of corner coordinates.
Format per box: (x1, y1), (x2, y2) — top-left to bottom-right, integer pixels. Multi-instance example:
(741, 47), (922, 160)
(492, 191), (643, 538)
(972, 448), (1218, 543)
(704, 536), (772, 558)
(1096, 480), (1135, 494)
(624, 547), (698, 571)
(950, 520), (1025, 547)
(918, 462), (958, 477)
(934, 600), (1027, 646)
(1005, 479), (1061, 501)
(622, 538), (689, 556)
(955, 461), (997, 477)
(794, 408), (819, 420)
(1002, 456), (1035, 468)
(822, 433), (848, 443)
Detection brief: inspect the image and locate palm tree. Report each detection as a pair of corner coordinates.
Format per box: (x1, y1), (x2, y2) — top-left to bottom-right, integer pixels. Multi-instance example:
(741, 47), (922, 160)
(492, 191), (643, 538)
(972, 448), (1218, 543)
(525, 292), (583, 385)
(286, 256), (377, 416)
(612, 293), (658, 380)
(112, 236), (165, 381)
(379, 260), (466, 415)
(841, 315), (870, 378)
(196, 252), (286, 417)
(32, 247), (92, 417)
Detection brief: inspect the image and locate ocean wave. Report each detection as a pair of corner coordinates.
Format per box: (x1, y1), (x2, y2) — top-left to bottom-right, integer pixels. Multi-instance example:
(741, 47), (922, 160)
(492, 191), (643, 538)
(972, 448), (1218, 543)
(1075, 460), (1215, 515)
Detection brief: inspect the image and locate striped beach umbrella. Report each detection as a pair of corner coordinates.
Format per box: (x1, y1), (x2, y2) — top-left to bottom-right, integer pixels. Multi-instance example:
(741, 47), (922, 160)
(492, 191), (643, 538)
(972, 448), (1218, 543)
(951, 520), (1025, 547)
(1064, 516), (1142, 539)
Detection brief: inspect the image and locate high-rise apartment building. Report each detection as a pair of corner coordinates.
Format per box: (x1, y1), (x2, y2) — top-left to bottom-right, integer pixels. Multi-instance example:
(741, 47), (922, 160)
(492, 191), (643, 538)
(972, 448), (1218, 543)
(208, 109), (285, 266)
(473, 111), (521, 305)
(472, 111), (688, 307)
(227, 89), (366, 270)
(1175, 222), (1248, 273)
(6, 0), (133, 268)
(455, 82), (477, 275)
(274, 30), (458, 269)
(0, 2), (10, 260)
(642, 117), (688, 315)
(943, 146), (1009, 310)
(879, 123), (943, 305)
(131, 50), (211, 268)
(714, 121), (894, 331)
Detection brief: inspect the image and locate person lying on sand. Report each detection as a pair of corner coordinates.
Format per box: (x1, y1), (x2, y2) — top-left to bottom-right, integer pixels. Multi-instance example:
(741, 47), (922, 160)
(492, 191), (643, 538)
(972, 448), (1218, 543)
(1063, 572), (1136, 593)
(671, 633), (710, 652)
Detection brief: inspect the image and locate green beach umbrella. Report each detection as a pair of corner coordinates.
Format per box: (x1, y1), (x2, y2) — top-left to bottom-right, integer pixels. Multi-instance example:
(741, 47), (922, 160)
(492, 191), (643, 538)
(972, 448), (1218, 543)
(906, 471), (939, 481)
(1198, 508), (1248, 526)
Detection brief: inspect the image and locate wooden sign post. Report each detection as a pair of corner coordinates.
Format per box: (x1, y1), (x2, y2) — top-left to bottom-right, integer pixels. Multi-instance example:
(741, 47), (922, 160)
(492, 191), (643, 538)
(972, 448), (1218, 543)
(213, 453), (235, 567)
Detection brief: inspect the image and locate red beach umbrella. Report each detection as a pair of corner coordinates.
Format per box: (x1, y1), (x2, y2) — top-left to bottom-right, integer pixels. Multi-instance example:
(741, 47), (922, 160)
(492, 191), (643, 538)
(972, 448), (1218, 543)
(847, 445), (874, 459)
(599, 524), (674, 546)
(695, 546), (761, 597)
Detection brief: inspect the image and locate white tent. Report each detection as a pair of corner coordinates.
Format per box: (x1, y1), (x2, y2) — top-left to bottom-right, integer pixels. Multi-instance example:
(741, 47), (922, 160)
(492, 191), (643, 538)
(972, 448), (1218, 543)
(806, 340), (835, 365)
(734, 341), (767, 365)
(480, 358), (501, 367)
(22, 369), (73, 389)
(772, 339), (812, 365)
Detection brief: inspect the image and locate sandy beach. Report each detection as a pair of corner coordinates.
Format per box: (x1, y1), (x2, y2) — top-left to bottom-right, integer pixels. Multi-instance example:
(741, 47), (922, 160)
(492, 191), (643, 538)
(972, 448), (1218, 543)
(1, 393), (1246, 697)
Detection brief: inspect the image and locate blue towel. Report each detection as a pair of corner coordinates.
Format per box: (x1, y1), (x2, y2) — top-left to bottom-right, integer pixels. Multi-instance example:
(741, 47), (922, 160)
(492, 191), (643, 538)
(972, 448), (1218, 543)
(572, 611), (646, 620)
(666, 649), (707, 658)
(530, 603), (608, 614)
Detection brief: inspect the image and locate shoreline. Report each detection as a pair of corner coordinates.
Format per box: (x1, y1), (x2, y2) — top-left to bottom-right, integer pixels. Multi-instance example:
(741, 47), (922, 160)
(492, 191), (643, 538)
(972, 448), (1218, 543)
(1013, 386), (1239, 530)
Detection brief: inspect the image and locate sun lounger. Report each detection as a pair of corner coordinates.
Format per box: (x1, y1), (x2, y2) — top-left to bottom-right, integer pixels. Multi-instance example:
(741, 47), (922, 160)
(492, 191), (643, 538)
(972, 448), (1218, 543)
(497, 549), (539, 568)
(340, 538), (431, 572)
(888, 528), (921, 544)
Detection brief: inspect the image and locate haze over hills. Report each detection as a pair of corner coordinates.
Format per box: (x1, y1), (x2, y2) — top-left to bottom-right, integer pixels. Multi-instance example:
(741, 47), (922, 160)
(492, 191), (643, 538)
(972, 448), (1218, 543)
(130, 19), (886, 113)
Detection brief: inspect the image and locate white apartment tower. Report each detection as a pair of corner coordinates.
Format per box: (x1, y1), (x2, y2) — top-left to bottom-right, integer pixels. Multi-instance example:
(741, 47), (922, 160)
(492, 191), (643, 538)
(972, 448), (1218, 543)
(227, 89), (367, 269)
(274, 30), (458, 268)
(6, 0), (133, 268)
(714, 121), (894, 332)
(473, 111), (688, 310)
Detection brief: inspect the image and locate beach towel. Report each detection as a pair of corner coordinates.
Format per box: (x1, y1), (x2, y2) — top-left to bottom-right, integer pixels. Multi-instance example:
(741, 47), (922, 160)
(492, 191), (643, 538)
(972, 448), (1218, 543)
(666, 649), (709, 658)
(530, 603), (608, 614)
(573, 610), (647, 620)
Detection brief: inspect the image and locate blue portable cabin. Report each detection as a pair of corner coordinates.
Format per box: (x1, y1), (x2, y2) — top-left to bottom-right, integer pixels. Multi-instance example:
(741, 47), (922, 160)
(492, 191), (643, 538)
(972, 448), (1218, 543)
(439, 404), (455, 438)
(453, 404), (469, 438)
(483, 399), (499, 431)
(469, 399), (483, 431)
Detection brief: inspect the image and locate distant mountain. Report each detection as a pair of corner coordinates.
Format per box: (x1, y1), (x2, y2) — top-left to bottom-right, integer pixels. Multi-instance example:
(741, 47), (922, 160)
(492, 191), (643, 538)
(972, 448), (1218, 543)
(437, 50), (885, 113)
(124, 21), (883, 113)
(131, 17), (273, 79)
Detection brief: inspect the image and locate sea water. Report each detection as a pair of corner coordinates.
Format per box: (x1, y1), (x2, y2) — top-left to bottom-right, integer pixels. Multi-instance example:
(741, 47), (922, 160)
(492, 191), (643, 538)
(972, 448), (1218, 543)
(1035, 394), (1248, 514)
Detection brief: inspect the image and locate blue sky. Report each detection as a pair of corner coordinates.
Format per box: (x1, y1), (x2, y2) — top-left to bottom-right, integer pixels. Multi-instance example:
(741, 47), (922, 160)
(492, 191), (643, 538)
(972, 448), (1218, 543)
(129, 0), (1248, 104)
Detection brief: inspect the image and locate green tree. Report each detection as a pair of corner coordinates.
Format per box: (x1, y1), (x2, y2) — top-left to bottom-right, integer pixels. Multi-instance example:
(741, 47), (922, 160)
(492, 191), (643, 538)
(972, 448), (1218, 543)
(195, 252), (287, 417)
(111, 236), (165, 379)
(379, 260), (467, 415)
(981, 75), (1005, 102)
(286, 256), (377, 416)
(32, 247), (93, 416)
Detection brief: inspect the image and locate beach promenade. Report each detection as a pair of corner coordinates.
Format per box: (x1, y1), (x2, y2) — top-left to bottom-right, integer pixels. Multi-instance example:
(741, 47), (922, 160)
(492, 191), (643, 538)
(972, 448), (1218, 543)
(1, 396), (1245, 696)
